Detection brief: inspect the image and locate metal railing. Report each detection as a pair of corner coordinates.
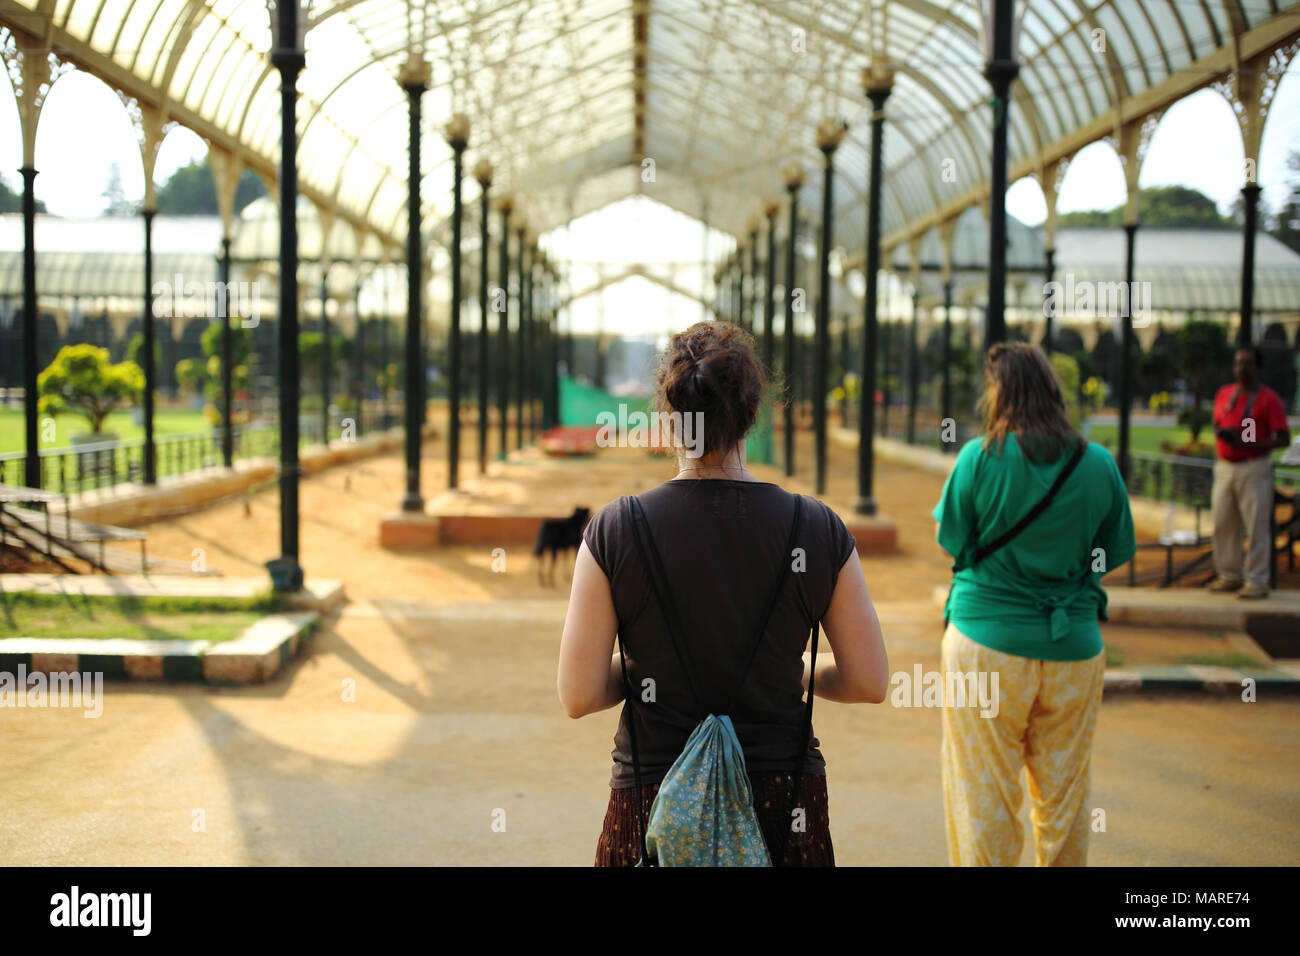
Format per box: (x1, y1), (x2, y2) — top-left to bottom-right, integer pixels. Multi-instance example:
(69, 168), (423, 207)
(1125, 450), (1300, 511)
(0, 406), (401, 497)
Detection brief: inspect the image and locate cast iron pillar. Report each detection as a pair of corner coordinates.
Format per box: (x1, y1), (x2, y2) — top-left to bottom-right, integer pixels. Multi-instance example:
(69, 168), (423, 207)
(271, 0), (307, 588)
(319, 269), (330, 447)
(1042, 246), (1055, 353)
(1238, 183), (1261, 347)
(813, 119), (846, 497)
(475, 160), (492, 472)
(445, 114), (469, 490)
(907, 289), (919, 445)
(399, 52), (431, 514)
(983, 0), (1019, 350)
(782, 165), (804, 478)
(1118, 221), (1137, 483)
(942, 278), (954, 453)
(856, 71), (892, 516)
(497, 200), (512, 458)
(142, 207), (157, 484)
(220, 236), (234, 467)
(21, 166), (39, 488)
(515, 224), (527, 449)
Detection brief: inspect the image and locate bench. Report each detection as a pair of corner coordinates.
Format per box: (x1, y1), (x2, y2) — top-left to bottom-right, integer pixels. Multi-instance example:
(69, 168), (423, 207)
(0, 484), (149, 573)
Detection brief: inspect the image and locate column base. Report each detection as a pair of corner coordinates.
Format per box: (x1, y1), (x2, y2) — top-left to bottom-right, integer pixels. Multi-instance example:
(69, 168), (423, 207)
(842, 512), (898, 554)
(380, 512), (440, 550)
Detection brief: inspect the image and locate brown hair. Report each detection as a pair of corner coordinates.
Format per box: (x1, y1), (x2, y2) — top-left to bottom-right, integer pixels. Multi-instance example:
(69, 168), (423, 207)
(654, 321), (767, 457)
(978, 342), (1081, 463)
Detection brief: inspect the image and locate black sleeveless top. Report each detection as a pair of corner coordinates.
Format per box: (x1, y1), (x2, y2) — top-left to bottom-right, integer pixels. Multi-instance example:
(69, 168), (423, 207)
(583, 478), (857, 789)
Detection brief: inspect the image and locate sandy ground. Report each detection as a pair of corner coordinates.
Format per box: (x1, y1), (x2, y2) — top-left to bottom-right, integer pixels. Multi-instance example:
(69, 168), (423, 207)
(1, 424), (1297, 866)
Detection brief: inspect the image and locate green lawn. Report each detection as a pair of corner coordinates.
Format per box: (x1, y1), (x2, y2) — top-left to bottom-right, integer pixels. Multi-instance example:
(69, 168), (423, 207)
(0, 407), (210, 454)
(1088, 421), (1296, 465)
(0, 590), (288, 643)
(1086, 422), (1205, 455)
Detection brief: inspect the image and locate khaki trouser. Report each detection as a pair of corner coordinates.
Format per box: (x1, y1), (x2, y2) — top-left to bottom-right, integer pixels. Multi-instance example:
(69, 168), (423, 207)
(1211, 455), (1274, 589)
(940, 624), (1106, 867)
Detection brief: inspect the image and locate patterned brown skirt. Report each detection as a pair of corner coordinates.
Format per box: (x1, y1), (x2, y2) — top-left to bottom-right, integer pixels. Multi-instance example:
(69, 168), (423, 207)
(594, 771), (834, 867)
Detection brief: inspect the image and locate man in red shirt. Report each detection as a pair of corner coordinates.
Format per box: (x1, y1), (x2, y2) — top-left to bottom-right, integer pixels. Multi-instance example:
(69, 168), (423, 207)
(1207, 346), (1292, 599)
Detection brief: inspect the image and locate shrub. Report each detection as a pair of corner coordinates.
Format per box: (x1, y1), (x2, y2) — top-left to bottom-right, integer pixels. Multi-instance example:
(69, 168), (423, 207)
(1050, 353), (1083, 428)
(37, 344), (144, 435)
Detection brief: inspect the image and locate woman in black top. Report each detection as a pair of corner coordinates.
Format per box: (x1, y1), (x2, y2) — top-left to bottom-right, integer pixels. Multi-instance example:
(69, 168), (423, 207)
(557, 321), (889, 866)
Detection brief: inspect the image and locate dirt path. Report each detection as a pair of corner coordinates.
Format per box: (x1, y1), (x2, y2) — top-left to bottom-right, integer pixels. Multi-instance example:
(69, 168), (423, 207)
(1, 427), (1296, 866)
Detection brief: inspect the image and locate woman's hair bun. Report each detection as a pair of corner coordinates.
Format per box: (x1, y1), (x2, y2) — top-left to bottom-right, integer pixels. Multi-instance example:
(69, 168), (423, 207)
(654, 321), (768, 457)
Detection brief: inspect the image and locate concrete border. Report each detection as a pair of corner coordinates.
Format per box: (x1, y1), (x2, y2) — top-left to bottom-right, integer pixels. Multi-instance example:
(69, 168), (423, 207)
(0, 573), (345, 613)
(1104, 665), (1300, 696)
(0, 574), (342, 685)
(0, 611), (319, 685)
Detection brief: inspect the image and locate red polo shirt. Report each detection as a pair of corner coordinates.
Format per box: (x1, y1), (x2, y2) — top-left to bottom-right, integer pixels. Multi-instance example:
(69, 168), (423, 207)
(1213, 383), (1288, 462)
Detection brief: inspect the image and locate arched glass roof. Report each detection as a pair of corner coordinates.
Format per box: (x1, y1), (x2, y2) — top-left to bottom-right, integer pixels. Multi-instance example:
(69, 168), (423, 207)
(4, 0), (1298, 253)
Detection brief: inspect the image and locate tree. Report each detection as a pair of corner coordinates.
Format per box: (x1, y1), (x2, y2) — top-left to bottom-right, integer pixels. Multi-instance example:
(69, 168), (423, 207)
(1261, 322), (1297, 409)
(1270, 149), (1300, 256)
(126, 332), (162, 369)
(175, 357), (205, 394)
(102, 161), (138, 216)
(0, 173), (48, 213)
(1139, 327), (1179, 399)
(37, 344), (144, 435)
(155, 157), (267, 215)
(197, 319), (254, 425)
(1092, 329), (1120, 397)
(1057, 185), (1234, 230)
(1175, 319), (1233, 442)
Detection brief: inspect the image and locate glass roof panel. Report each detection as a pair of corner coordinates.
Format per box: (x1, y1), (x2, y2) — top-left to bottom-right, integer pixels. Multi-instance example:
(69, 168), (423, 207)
(139, 0), (192, 83)
(88, 0), (133, 51)
(1094, 4), (1146, 96)
(4, 0), (1297, 255)
(1146, 2), (1191, 72)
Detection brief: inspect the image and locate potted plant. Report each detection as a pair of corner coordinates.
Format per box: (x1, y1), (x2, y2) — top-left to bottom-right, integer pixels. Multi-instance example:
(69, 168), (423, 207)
(38, 344), (143, 443)
(38, 344), (144, 483)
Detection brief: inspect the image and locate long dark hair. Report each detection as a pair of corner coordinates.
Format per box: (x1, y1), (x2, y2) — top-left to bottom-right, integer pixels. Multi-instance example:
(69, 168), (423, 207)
(978, 342), (1081, 463)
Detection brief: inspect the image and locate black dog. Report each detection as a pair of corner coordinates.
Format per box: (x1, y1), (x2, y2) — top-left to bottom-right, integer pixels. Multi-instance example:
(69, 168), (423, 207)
(534, 507), (590, 586)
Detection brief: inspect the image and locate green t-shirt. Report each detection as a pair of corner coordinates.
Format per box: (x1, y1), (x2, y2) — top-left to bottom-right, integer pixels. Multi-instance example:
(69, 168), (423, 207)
(931, 433), (1136, 662)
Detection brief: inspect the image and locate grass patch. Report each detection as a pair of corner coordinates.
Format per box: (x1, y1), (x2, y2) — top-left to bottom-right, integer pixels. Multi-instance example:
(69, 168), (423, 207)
(1177, 652), (1269, 670)
(0, 408), (211, 454)
(0, 587), (290, 643)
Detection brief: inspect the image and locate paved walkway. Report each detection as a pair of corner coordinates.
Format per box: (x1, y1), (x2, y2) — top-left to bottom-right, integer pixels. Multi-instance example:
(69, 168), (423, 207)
(1, 430), (1297, 865)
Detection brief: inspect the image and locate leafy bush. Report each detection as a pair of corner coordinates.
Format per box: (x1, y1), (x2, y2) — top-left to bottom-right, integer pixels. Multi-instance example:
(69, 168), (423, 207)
(37, 345), (144, 435)
(1051, 353), (1083, 428)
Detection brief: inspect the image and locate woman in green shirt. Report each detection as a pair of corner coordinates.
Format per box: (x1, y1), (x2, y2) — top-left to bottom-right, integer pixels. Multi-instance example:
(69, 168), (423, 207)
(932, 343), (1134, 866)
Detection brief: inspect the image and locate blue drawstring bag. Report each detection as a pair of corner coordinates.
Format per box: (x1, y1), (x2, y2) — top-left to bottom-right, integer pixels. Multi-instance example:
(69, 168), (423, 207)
(618, 494), (819, 867)
(643, 714), (772, 866)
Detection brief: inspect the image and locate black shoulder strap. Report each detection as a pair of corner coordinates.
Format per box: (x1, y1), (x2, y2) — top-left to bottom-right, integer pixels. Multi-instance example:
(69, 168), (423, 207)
(777, 618), (819, 867)
(1242, 387), (1260, 423)
(624, 494), (703, 712)
(960, 439), (1086, 570)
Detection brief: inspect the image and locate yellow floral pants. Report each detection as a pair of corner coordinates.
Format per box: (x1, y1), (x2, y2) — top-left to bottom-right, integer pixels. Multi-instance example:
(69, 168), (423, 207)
(940, 623), (1106, 866)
